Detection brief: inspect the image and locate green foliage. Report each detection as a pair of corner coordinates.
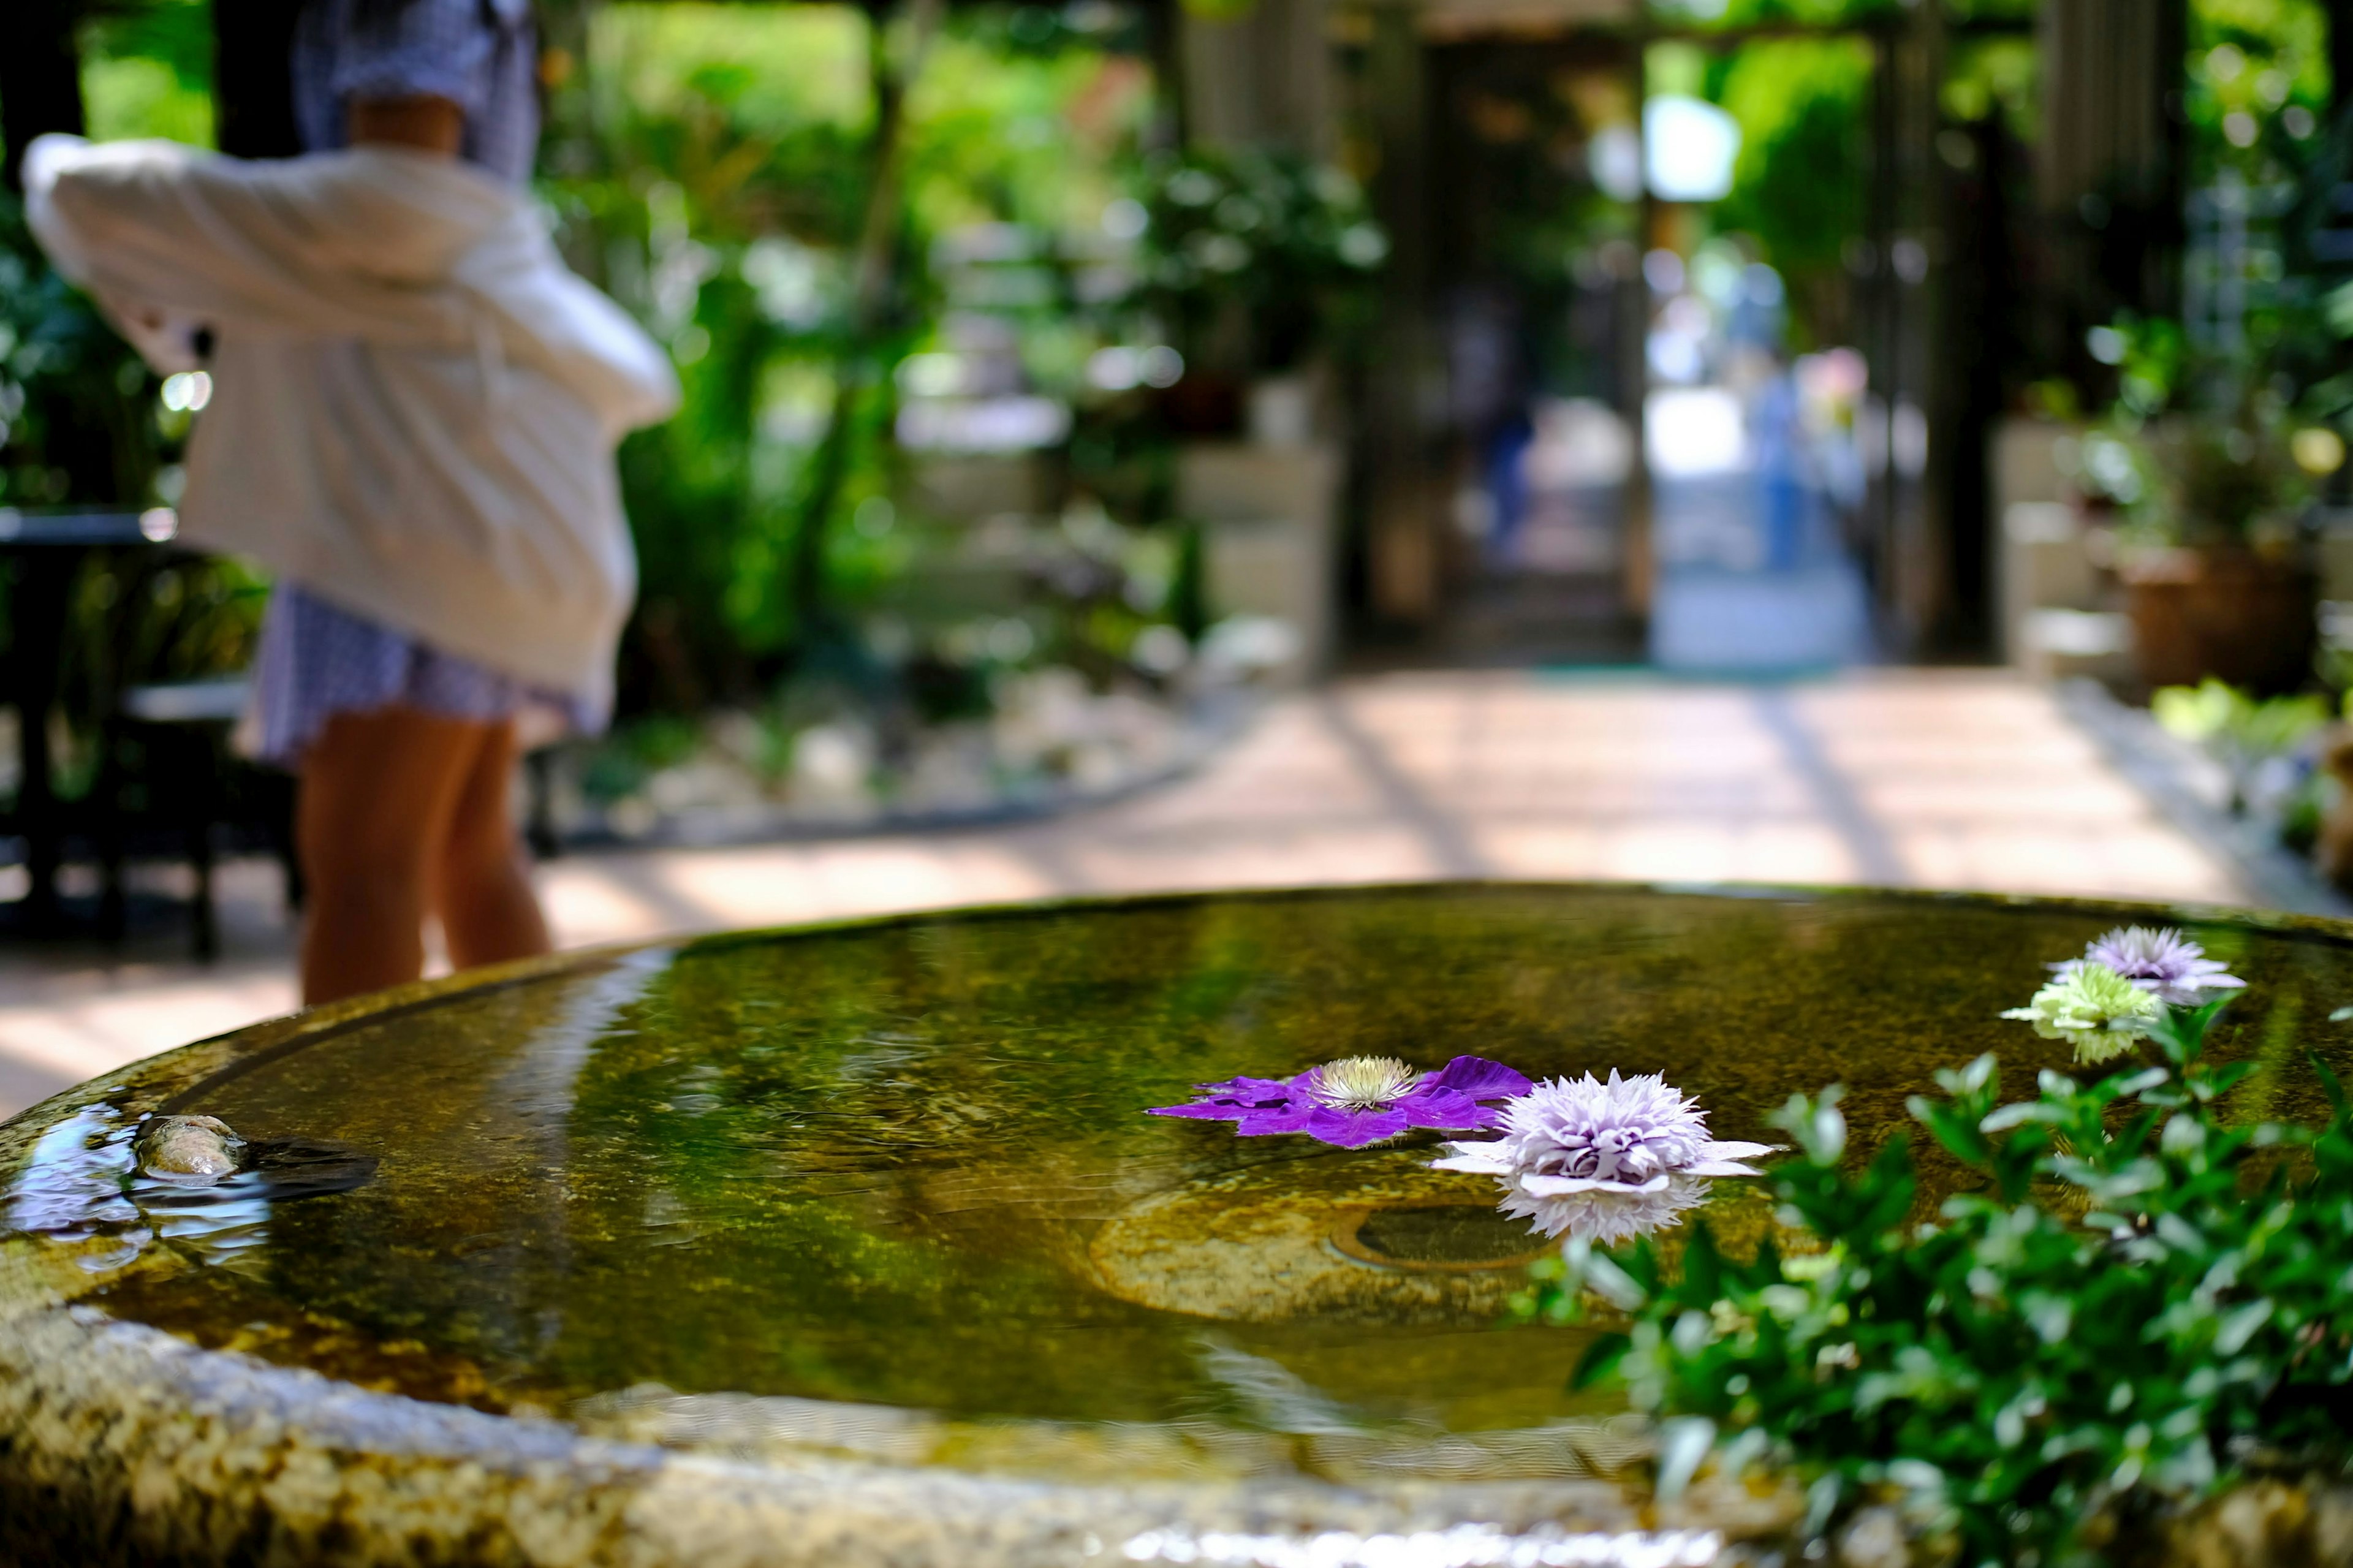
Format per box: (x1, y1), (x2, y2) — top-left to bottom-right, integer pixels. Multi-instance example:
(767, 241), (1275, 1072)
(1942, 36), (2038, 145)
(2048, 7), (2353, 475)
(1136, 147), (1385, 376)
(554, 5), (878, 702)
(2164, 412), (2314, 543)
(2076, 310), (2321, 547)
(2156, 4), (2351, 430)
(2187, 0), (2330, 191)
(2153, 678), (2331, 767)
(0, 195), (260, 770)
(2151, 678), (2335, 852)
(79, 0), (218, 146)
(552, 4), (1170, 716)
(0, 199), (162, 511)
(1644, 0), (1905, 26)
(1534, 995), (2353, 1566)
(1710, 38), (1870, 342)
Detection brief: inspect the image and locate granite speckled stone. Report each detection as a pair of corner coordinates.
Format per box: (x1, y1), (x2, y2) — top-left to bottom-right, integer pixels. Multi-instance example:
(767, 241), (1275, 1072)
(8, 884), (2353, 1567)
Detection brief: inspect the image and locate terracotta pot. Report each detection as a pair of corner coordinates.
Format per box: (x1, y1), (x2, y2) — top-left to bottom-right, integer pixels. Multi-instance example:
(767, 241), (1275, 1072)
(2121, 546), (2316, 695)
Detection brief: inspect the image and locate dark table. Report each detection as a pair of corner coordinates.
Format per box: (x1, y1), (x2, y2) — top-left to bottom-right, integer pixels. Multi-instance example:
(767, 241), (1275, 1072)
(0, 506), (175, 926)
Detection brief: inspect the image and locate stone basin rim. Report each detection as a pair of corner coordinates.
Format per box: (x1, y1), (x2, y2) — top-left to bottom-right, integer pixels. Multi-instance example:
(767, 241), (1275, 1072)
(4, 878), (2349, 1568)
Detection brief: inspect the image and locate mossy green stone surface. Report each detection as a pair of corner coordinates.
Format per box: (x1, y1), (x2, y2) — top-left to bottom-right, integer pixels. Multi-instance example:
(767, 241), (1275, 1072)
(7, 883), (2353, 1565)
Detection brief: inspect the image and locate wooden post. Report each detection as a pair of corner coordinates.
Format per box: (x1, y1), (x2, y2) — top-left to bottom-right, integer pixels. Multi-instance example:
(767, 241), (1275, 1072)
(2334, 0), (2353, 129)
(1179, 0), (1334, 157)
(0, 0), (85, 191)
(1887, 6), (1946, 652)
(213, 0), (306, 159)
(2034, 0), (2186, 344)
(1363, 0), (1436, 624)
(1620, 44), (1654, 620)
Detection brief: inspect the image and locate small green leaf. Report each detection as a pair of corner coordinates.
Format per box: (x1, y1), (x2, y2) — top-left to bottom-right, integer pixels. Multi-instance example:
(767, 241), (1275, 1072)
(1569, 1331), (1631, 1390)
(2313, 1052), (2349, 1115)
(1654, 1416), (1716, 1500)
(2213, 1298), (2273, 1355)
(1567, 1243), (1646, 1312)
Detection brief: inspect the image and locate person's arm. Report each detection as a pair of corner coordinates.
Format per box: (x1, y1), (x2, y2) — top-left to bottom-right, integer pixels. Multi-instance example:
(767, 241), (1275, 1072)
(348, 95), (462, 156)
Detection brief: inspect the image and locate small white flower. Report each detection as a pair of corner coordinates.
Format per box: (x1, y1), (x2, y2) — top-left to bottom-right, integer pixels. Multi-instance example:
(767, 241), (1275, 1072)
(2055, 926), (2245, 1009)
(1431, 1070), (1774, 1244)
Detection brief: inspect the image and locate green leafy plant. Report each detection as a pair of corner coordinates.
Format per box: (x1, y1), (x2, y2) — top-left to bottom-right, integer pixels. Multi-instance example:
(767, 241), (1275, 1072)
(2074, 312), (2322, 548)
(1528, 968), (2353, 1566)
(2153, 677), (2331, 762)
(2152, 676), (2332, 818)
(549, 4), (1178, 724)
(2148, 677), (2341, 854)
(1137, 147), (1385, 376)
(0, 199), (162, 512)
(1, 195), (260, 783)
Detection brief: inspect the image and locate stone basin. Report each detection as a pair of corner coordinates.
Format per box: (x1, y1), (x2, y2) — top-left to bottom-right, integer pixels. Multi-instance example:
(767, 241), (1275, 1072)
(6, 883), (2353, 1567)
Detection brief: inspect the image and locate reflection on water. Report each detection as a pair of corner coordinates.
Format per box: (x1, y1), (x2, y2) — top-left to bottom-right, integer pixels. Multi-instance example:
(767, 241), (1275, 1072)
(9, 1108), (146, 1270)
(7, 1105), (375, 1276)
(1344, 1205), (1555, 1268)
(10, 887), (2353, 1485)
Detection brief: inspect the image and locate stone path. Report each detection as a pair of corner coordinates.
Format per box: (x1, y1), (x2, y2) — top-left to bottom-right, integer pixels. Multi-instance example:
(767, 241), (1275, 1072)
(0, 668), (2248, 1118)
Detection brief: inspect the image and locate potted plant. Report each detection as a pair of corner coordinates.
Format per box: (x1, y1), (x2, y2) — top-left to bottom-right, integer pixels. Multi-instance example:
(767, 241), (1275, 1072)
(2080, 320), (2327, 695)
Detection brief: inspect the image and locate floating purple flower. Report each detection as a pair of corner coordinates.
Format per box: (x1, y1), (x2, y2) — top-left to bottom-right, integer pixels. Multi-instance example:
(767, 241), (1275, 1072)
(1148, 1055), (1533, 1148)
(2053, 926), (2245, 1008)
(1431, 1070), (1775, 1244)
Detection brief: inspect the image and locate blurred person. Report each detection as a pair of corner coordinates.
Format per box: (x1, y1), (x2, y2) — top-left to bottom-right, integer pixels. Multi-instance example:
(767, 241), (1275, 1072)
(25, 0), (678, 1004)
(1447, 286), (1536, 566)
(1751, 364), (1808, 571)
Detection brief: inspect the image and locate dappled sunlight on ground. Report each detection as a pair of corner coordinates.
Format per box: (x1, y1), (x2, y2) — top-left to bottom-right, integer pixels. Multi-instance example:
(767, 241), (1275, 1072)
(0, 670), (2246, 1119)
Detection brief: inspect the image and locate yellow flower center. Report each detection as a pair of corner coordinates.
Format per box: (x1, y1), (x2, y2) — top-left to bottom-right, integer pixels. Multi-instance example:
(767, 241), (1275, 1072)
(1311, 1056), (1420, 1112)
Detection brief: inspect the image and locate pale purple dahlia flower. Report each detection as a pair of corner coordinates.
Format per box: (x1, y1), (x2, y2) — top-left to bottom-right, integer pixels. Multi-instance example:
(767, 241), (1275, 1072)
(1431, 1070), (1774, 1245)
(2053, 926), (2245, 1008)
(1148, 1055), (1533, 1148)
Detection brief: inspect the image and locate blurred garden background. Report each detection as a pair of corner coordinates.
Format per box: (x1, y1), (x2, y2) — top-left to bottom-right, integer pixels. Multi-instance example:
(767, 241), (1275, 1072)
(11, 0), (2353, 1107)
(5, 0), (2351, 827)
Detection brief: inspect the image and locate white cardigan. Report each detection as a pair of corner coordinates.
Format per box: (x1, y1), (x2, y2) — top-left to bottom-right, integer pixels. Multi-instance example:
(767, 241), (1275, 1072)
(23, 134), (680, 706)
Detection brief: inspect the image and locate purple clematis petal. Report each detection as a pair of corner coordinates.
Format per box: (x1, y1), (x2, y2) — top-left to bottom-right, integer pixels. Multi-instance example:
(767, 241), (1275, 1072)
(1146, 1075), (1295, 1119)
(1235, 1103), (1317, 1135)
(1148, 1100), (1256, 1121)
(1148, 1053), (1531, 1146)
(1427, 1056), (1534, 1101)
(1307, 1107), (1412, 1147)
(1399, 1086), (1488, 1129)
(1206, 1076), (1298, 1103)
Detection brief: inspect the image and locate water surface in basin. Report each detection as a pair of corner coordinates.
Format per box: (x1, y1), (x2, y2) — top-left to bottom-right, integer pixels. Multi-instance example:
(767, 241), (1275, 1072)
(17, 886), (2353, 1478)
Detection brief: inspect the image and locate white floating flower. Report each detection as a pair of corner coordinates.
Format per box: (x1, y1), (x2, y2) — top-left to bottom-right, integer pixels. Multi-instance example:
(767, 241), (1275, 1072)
(2054, 926), (2245, 1009)
(1431, 1070), (1774, 1245)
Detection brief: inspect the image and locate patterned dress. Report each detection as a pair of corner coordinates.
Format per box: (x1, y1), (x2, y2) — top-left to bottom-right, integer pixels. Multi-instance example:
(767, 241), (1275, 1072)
(251, 0), (603, 764)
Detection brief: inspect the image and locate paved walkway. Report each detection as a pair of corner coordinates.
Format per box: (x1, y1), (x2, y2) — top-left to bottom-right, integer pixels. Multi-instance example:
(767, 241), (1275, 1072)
(0, 669), (2248, 1118)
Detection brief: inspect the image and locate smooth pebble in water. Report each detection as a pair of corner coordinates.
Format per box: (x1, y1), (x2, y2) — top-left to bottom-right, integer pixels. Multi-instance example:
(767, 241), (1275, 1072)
(134, 1116), (244, 1181)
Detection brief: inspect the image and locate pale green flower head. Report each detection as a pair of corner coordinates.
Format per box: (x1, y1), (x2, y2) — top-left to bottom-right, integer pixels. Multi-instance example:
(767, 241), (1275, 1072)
(2002, 963), (2167, 1064)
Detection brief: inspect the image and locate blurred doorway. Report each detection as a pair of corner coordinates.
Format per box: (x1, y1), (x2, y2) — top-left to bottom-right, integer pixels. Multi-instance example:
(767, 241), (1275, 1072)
(1417, 32), (1650, 666)
(1366, 4), (1995, 674)
(1637, 34), (1877, 673)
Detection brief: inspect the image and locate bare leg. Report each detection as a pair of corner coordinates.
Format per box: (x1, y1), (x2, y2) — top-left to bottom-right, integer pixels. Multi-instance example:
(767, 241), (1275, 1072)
(296, 707), (490, 1006)
(434, 718), (551, 972)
